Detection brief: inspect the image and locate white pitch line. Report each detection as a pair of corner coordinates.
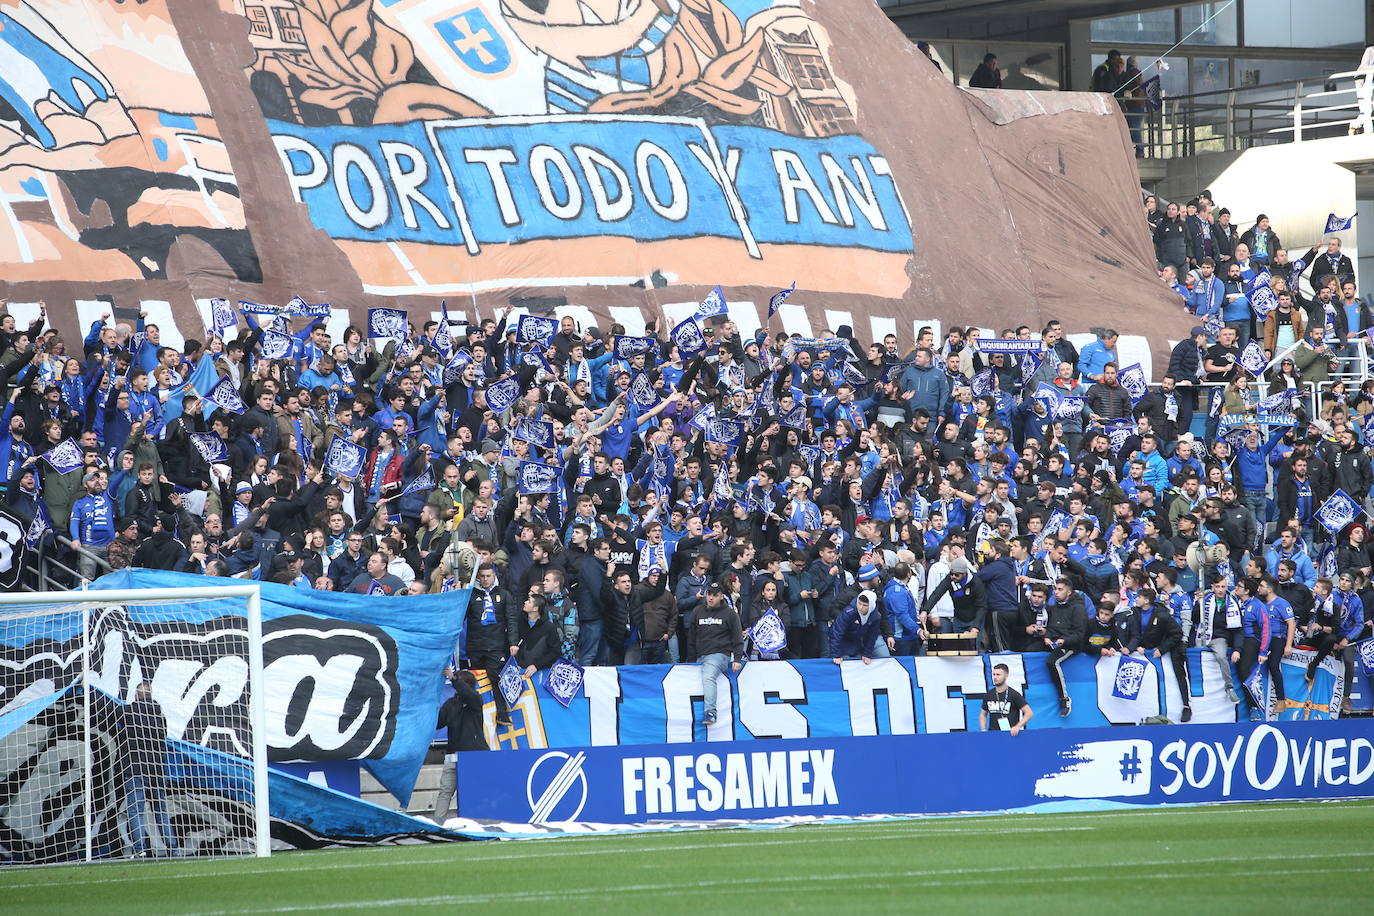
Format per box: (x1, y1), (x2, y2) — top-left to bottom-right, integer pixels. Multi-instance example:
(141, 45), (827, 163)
(168, 854), (1374, 914)
(0, 825), (1095, 890)
(5, 800), (1371, 890)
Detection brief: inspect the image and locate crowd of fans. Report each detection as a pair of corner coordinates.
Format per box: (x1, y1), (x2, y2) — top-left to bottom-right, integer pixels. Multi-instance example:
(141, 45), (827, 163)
(0, 184), (1369, 729)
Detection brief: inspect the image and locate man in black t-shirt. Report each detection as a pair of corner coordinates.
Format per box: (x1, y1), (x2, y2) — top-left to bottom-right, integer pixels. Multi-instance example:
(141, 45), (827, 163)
(980, 663), (1032, 735)
(1203, 326), (1241, 382)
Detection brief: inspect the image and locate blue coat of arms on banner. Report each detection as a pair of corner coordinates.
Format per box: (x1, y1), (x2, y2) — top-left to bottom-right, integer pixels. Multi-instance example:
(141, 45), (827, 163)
(499, 657), (527, 708)
(749, 609), (788, 655)
(368, 307), (408, 341)
(1315, 489), (1362, 534)
(260, 329), (293, 359)
(188, 433), (229, 464)
(323, 433), (367, 479)
(516, 314), (558, 345)
(544, 658), (584, 708)
(1111, 655), (1149, 700)
(672, 316), (707, 358)
(518, 461), (561, 495)
(613, 335), (657, 359)
(1117, 363), (1148, 402)
(209, 297), (236, 334)
(206, 375), (247, 414)
(512, 417), (555, 449)
(485, 376), (521, 413)
(42, 439), (83, 474)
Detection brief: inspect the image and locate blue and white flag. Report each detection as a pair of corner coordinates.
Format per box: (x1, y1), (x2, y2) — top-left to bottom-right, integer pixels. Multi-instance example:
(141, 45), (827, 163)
(1117, 363), (1148, 403)
(205, 375), (246, 414)
(1111, 655), (1149, 700)
(485, 376), (521, 413)
(1020, 349), (1043, 384)
(41, 439), (83, 475)
(1243, 660), (1266, 710)
(613, 335), (657, 360)
(628, 371), (660, 411)
(1238, 340), (1268, 376)
(520, 345), (553, 375)
(840, 362), (868, 388)
(401, 467), (435, 497)
(778, 402), (808, 429)
(1356, 638), (1374, 678)
(1142, 75), (1163, 111)
(433, 304), (453, 357)
(970, 367), (995, 397)
(1363, 421), (1374, 449)
(748, 609), (788, 655)
(798, 444), (820, 468)
(1315, 489), (1362, 534)
(237, 300), (277, 316)
(367, 307), (407, 341)
(1209, 386), (1225, 418)
(512, 417), (555, 450)
(705, 418), (744, 446)
(1247, 270), (1272, 293)
(498, 657), (527, 708)
(517, 460), (561, 495)
(281, 296), (330, 318)
(516, 314), (558, 346)
(322, 433), (366, 479)
(442, 349), (473, 385)
(768, 282), (796, 319)
(23, 501), (51, 549)
(977, 338), (1044, 354)
(544, 658), (584, 708)
(1316, 543), (1339, 580)
(1249, 285), (1277, 320)
(1106, 420), (1133, 453)
(1326, 213), (1356, 233)
(690, 403), (715, 432)
(188, 433), (229, 464)
(1045, 510), (1071, 535)
(260, 329), (293, 360)
(209, 297), (236, 335)
(671, 316), (707, 359)
(694, 285), (728, 320)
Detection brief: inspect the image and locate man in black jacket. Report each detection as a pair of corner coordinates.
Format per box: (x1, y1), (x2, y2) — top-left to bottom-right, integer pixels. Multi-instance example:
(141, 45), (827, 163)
(574, 539), (611, 666)
(1136, 588), (1192, 722)
(1133, 373), (1193, 445)
(130, 513), (189, 571)
(120, 681), (178, 856)
(921, 557), (988, 647)
(687, 583), (744, 727)
(1044, 579), (1087, 716)
(604, 570), (639, 666)
(433, 668), (489, 823)
(466, 562), (513, 725)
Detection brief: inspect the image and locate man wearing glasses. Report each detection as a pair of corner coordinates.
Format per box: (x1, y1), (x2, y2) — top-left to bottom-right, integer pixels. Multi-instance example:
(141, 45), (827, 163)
(328, 533), (369, 592)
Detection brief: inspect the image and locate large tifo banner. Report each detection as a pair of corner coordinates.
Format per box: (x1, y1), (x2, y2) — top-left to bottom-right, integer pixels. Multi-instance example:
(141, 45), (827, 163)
(53, 570), (464, 803)
(459, 720), (1374, 824)
(478, 650), (1346, 750)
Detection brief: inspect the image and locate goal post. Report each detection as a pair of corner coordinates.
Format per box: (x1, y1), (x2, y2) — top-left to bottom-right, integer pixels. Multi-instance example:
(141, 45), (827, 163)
(0, 585), (269, 864)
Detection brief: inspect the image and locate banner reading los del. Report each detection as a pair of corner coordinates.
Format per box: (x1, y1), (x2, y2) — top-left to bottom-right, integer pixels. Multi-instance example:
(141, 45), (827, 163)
(242, 0), (913, 298)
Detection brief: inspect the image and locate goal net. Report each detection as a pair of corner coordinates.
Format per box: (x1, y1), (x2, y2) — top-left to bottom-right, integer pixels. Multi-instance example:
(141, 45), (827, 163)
(0, 586), (268, 865)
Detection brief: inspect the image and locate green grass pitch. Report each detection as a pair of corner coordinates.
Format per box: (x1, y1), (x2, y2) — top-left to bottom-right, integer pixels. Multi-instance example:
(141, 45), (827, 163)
(4, 800), (1373, 914)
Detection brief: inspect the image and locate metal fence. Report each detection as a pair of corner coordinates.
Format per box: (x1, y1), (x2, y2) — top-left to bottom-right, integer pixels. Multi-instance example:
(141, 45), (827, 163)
(1139, 65), (1373, 159)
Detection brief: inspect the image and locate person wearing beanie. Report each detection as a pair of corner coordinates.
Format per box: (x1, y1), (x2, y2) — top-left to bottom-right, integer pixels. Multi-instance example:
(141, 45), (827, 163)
(922, 556), (988, 649)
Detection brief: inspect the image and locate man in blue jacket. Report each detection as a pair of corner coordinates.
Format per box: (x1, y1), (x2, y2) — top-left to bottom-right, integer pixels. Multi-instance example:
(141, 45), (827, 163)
(898, 348), (950, 420)
(70, 469), (116, 580)
(883, 562), (921, 655)
(976, 542), (1019, 652)
(830, 590), (885, 662)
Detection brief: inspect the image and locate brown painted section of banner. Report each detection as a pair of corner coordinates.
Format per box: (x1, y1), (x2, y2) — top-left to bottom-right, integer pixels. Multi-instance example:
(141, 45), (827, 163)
(0, 0), (1183, 359)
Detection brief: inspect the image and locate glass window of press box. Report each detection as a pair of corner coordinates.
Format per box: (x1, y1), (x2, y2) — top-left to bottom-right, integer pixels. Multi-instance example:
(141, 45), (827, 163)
(1091, 0), (1364, 50)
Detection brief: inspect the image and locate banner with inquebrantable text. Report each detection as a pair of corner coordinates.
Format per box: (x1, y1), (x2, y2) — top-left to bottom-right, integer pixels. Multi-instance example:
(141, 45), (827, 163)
(458, 720), (1374, 824)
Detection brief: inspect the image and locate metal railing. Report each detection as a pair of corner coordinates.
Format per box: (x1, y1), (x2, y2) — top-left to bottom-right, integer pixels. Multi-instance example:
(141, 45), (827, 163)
(1137, 66), (1373, 159)
(20, 534), (114, 593)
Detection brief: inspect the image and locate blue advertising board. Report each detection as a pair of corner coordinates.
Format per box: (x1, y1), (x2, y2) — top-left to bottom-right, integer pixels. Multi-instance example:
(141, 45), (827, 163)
(457, 719), (1374, 824)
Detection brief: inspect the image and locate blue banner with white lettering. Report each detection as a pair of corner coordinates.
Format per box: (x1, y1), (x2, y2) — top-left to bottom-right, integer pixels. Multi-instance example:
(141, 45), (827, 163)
(458, 719), (1374, 824)
(463, 649), (1347, 754)
(79, 570), (467, 805)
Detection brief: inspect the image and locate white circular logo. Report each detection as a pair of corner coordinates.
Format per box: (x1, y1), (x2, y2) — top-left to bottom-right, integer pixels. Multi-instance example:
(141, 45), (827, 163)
(525, 751), (588, 822)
